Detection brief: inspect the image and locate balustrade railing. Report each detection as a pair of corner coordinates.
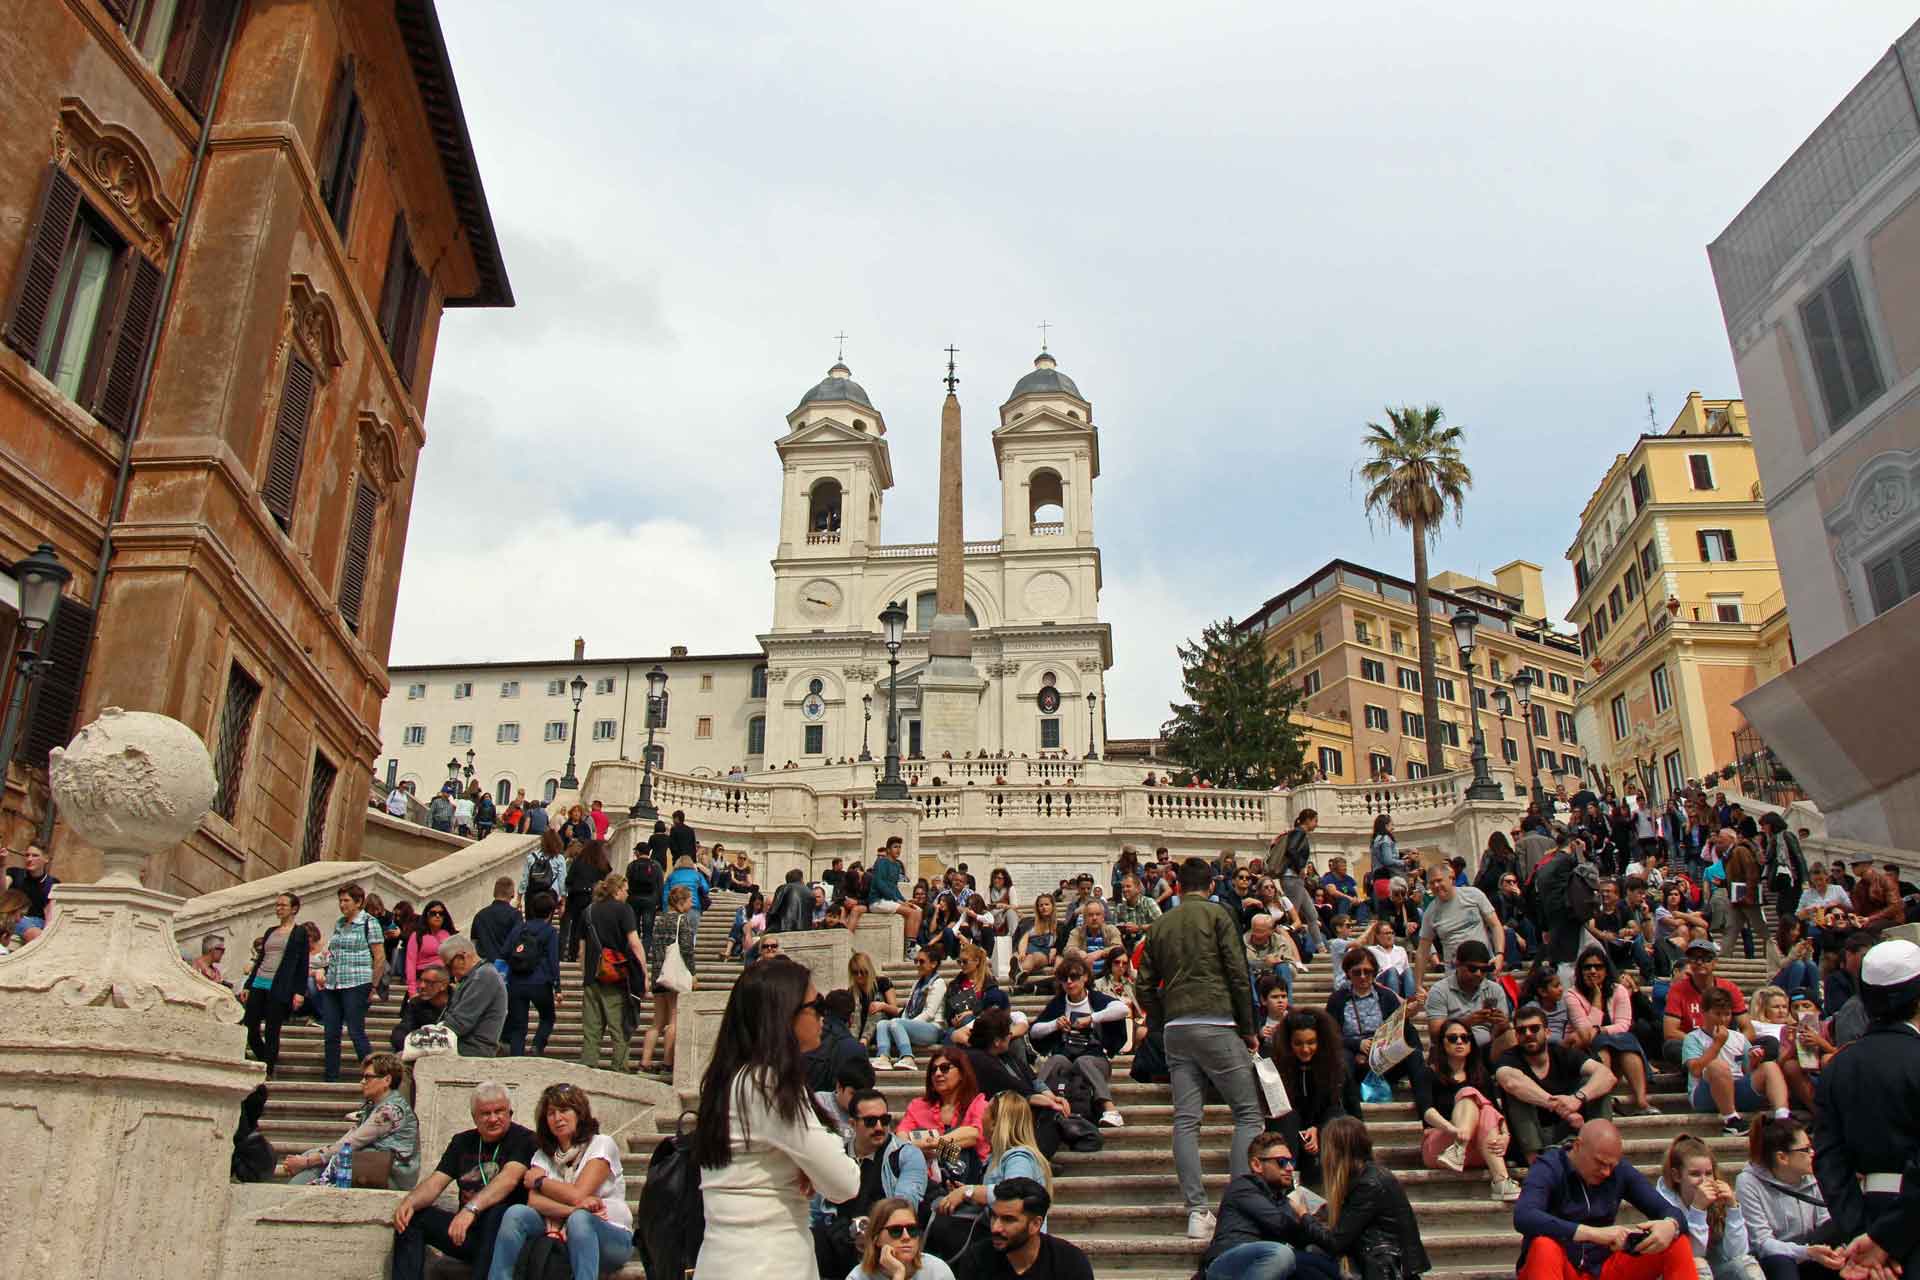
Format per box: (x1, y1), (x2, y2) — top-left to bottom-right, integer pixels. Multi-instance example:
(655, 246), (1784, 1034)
(1144, 788), (1274, 826)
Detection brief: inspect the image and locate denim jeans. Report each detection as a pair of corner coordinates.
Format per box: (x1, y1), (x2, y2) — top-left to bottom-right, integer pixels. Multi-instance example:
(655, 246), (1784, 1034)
(1774, 959), (1821, 1003)
(1208, 1241), (1298, 1280)
(1380, 967), (1416, 999)
(1165, 1022), (1264, 1211)
(488, 1205), (634, 1280)
(504, 984), (556, 1056)
(873, 1017), (943, 1057)
(316, 982), (373, 1081)
(1250, 961), (1294, 1005)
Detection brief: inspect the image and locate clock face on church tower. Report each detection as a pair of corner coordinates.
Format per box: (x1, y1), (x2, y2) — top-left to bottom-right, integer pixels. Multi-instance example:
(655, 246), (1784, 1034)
(799, 579), (842, 621)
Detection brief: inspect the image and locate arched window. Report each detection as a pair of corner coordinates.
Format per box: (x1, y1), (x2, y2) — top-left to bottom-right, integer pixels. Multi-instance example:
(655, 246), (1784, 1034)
(747, 715), (766, 755)
(1029, 469), (1065, 534)
(494, 779), (511, 805)
(542, 777), (559, 803)
(808, 478), (843, 535)
(914, 590), (978, 630)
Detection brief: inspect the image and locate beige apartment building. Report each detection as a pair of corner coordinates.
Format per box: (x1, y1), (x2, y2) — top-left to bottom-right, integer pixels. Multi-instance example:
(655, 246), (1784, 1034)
(1564, 395), (1793, 802)
(1243, 558), (1587, 794)
(1711, 19), (1920, 845)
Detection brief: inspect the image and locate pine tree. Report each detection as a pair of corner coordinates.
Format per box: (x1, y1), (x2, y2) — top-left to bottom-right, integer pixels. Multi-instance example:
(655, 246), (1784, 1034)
(1162, 618), (1309, 789)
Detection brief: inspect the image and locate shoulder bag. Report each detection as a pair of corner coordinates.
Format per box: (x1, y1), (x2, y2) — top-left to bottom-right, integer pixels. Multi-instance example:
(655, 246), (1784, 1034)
(657, 915), (695, 993)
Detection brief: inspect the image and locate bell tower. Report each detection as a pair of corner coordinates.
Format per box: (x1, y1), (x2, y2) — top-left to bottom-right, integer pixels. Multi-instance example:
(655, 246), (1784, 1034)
(771, 360), (891, 635)
(995, 352), (1098, 554)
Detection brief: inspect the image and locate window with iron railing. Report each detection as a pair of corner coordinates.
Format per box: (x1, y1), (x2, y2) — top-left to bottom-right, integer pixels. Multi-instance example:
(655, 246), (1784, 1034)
(212, 663), (261, 821)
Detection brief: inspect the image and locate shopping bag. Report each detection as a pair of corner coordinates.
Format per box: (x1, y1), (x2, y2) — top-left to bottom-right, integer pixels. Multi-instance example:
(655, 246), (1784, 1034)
(1253, 1052), (1292, 1117)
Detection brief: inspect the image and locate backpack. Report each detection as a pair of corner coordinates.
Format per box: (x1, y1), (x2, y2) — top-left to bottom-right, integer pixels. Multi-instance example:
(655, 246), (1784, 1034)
(627, 856), (662, 909)
(525, 853), (556, 898)
(505, 924), (541, 978)
(512, 1233), (572, 1280)
(476, 795), (497, 826)
(1057, 1070), (1102, 1140)
(1565, 860), (1601, 923)
(636, 1114), (704, 1280)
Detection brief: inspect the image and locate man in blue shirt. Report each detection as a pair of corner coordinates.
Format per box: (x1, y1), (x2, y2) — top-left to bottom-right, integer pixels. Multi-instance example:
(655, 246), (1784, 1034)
(1513, 1119), (1692, 1280)
(866, 836), (923, 945)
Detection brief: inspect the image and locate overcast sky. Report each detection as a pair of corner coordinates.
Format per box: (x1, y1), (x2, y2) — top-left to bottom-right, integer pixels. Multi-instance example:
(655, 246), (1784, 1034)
(396, 2), (1914, 736)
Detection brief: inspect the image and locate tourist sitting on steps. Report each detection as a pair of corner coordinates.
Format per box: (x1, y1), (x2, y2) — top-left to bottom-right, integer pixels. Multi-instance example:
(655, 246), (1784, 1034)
(1326, 944), (1433, 1122)
(390, 962), (450, 1052)
(1265, 1009), (1354, 1189)
(1512, 1119), (1695, 1280)
(486, 1083), (634, 1280)
(854, 1196), (959, 1280)
(1424, 1017), (1522, 1202)
(1494, 1003), (1618, 1165)
(436, 934), (508, 1059)
(1734, 1117), (1845, 1280)
(950, 1178), (1093, 1280)
(278, 1051), (418, 1188)
(928, 1092), (1056, 1261)
(1028, 954), (1129, 1128)
(1681, 987), (1790, 1137)
(390, 1082), (538, 1280)
(1317, 1116), (1431, 1280)
(1657, 1134), (1767, 1280)
(815, 1089), (931, 1276)
(874, 947), (950, 1070)
(1201, 1130), (1341, 1280)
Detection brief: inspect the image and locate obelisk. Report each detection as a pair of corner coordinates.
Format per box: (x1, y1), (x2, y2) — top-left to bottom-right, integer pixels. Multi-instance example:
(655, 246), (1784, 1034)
(920, 347), (985, 757)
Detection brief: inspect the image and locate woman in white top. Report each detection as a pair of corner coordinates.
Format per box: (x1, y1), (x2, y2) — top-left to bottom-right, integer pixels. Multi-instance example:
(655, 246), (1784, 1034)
(487, 1083), (631, 1280)
(694, 956), (861, 1278)
(1361, 917), (1415, 999)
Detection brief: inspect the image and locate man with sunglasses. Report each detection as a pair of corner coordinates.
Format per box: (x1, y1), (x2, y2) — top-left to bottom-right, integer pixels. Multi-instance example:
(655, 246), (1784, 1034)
(1424, 939), (1514, 1055)
(813, 1088), (929, 1278)
(1200, 1131), (1338, 1280)
(1494, 1003), (1617, 1165)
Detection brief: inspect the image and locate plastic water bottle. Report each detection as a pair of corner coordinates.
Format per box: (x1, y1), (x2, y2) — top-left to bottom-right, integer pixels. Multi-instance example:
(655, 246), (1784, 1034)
(332, 1142), (353, 1188)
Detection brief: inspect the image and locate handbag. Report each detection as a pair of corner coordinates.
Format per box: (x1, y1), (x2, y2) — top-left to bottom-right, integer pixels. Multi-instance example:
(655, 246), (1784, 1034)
(513, 1234), (572, 1280)
(1252, 1053), (1292, 1117)
(1359, 1070), (1393, 1105)
(636, 1113), (704, 1280)
(659, 942), (694, 994)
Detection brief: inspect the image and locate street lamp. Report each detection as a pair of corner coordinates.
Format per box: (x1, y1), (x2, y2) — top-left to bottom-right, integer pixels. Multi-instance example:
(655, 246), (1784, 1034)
(446, 757), (461, 784)
(1512, 668), (1543, 807)
(631, 664), (667, 819)
(0, 543), (72, 769)
(860, 692), (873, 762)
(463, 747), (475, 781)
(875, 600), (909, 800)
(559, 673), (587, 789)
(1450, 607), (1502, 801)
(1085, 692), (1100, 760)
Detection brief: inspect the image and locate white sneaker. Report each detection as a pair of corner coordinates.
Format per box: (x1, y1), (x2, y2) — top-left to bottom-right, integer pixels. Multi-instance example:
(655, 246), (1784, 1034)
(1437, 1141), (1468, 1172)
(892, 1056), (916, 1071)
(1098, 1108), (1125, 1128)
(870, 1056), (891, 1072)
(1187, 1210), (1216, 1240)
(1490, 1177), (1523, 1202)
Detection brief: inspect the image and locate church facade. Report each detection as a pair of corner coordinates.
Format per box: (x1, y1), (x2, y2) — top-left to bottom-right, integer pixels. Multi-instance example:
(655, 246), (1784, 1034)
(379, 351), (1113, 797)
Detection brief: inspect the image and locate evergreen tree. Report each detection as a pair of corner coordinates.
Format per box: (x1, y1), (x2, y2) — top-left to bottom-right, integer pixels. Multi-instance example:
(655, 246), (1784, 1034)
(1162, 618), (1308, 789)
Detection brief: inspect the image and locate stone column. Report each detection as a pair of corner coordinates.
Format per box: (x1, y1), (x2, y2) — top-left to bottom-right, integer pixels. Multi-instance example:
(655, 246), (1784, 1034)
(0, 708), (256, 1280)
(672, 987), (734, 1104)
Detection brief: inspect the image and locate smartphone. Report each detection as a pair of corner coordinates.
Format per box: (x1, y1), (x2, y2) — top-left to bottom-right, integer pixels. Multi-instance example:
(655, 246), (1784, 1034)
(1623, 1230), (1652, 1254)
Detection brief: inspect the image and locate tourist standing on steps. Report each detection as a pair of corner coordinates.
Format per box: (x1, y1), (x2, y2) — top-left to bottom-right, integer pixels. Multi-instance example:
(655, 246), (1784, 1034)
(241, 890), (309, 1079)
(640, 884), (697, 1073)
(1277, 809), (1328, 954)
(578, 874), (648, 1073)
(317, 883), (387, 1083)
(645, 818), (672, 871)
(562, 839), (609, 963)
(500, 892), (560, 1057)
(692, 956), (860, 1279)
(1138, 856), (1263, 1242)
(669, 808), (698, 864)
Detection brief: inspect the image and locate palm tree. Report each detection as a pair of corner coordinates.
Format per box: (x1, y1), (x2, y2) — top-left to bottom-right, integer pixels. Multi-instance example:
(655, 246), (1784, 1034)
(1360, 404), (1472, 776)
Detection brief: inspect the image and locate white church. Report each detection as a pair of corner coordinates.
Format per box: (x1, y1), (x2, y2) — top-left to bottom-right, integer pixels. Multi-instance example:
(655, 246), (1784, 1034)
(378, 352), (1115, 801)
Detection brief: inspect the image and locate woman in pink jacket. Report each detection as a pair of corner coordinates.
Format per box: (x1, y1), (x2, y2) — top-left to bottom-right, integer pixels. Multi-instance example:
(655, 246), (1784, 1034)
(1567, 945), (1657, 1115)
(403, 899), (452, 997)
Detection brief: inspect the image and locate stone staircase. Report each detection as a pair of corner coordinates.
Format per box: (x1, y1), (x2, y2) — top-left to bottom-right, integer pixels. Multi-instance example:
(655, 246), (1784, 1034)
(258, 890), (1783, 1278)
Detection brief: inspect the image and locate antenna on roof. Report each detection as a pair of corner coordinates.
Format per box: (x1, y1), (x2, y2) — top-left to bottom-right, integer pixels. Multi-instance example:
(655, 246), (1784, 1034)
(1646, 393), (1657, 431)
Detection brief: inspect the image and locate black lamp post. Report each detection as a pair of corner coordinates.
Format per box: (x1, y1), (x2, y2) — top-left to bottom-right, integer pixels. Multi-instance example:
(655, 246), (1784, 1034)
(631, 664), (667, 819)
(1512, 668), (1543, 806)
(1450, 607), (1502, 801)
(463, 747), (476, 784)
(559, 673), (587, 789)
(860, 692), (873, 762)
(875, 600), (909, 800)
(1084, 692), (1099, 760)
(1495, 688), (1514, 776)
(0, 544), (72, 768)
(446, 756), (461, 785)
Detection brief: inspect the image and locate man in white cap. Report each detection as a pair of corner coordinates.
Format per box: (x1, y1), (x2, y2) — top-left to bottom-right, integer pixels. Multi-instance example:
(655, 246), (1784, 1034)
(1813, 938), (1920, 1278)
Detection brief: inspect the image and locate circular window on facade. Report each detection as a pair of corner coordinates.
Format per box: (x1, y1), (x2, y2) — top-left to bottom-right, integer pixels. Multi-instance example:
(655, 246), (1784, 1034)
(809, 678), (825, 695)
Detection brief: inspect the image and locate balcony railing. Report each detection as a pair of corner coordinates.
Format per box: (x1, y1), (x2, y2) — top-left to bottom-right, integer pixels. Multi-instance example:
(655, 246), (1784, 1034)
(806, 530), (841, 544)
(1030, 521), (1065, 536)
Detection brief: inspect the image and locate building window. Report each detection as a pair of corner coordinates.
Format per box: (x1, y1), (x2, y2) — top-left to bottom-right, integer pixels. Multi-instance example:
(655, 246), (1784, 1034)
(1300, 670), (1321, 697)
(696, 716), (713, 739)
(1573, 679), (1585, 696)
(1580, 625), (1594, 657)
(1311, 631), (1325, 656)
(700, 673), (714, 692)
(1698, 529), (1737, 562)
(747, 715), (766, 755)
(1531, 705), (1548, 738)
(1799, 262), (1885, 431)
(914, 590), (978, 630)
(1607, 586), (1622, 622)
(1562, 754), (1582, 778)
(1538, 748), (1558, 772)
(377, 215), (431, 389)
(908, 721), (922, 757)
(1318, 746), (1343, 777)
(1623, 566), (1639, 603)
(120, 0), (233, 116)
(450, 723), (472, 745)
(1592, 608), (1610, 644)
(1396, 668), (1421, 693)
(1712, 596), (1743, 622)
(544, 720), (567, 743)
(261, 355), (316, 531)
(300, 749), (337, 865)
(644, 744), (664, 768)
(594, 676), (615, 695)
(1610, 693), (1629, 741)
(1361, 658), (1385, 683)
(500, 680), (519, 698)
(751, 665), (769, 698)
(1439, 721), (1460, 748)
(211, 663), (262, 821)
(1400, 710), (1425, 738)
(497, 722), (519, 744)
(1651, 664), (1672, 713)
(543, 778), (559, 803)
(1640, 541), (1659, 579)
(1663, 750), (1685, 799)
(1405, 760), (1428, 780)
(546, 679), (564, 696)
(1390, 632), (1406, 655)
(1472, 687), (1487, 710)
(495, 779), (512, 806)
(1556, 711), (1578, 743)
(1548, 672), (1570, 695)
(336, 477), (380, 634)
(1040, 718), (1061, 749)
(1369, 751), (1393, 778)
(592, 719), (616, 741)
(1363, 704), (1389, 732)
(402, 725), (425, 746)
(1629, 466), (1649, 511)
(406, 682), (425, 699)
(318, 59), (367, 237)
(1865, 534), (1920, 617)
(804, 724), (824, 755)
(1688, 454), (1715, 490)
(1488, 658), (1503, 681)
(1433, 676), (1455, 702)
(1501, 737), (1518, 763)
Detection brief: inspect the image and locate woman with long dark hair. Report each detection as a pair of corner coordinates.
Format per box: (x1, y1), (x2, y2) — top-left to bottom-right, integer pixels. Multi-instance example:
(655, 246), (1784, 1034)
(1321, 1116), (1431, 1280)
(563, 839), (612, 962)
(403, 900), (451, 998)
(1421, 1017), (1518, 1200)
(1267, 1008), (1352, 1186)
(1568, 945), (1656, 1114)
(240, 891), (309, 1078)
(693, 956), (859, 1277)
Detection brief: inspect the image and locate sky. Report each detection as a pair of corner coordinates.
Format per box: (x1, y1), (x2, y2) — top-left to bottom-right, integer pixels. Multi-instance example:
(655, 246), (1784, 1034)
(395, 2), (1915, 737)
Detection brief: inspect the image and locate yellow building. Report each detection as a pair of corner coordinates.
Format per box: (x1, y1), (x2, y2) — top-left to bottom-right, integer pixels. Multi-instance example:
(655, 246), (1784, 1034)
(1244, 558), (1587, 796)
(1566, 393), (1794, 801)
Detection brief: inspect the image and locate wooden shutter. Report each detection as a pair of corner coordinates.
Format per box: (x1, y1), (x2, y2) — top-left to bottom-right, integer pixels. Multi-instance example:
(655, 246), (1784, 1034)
(92, 254), (164, 434)
(1722, 529), (1737, 561)
(337, 478), (379, 632)
(376, 215), (407, 345)
(397, 261), (429, 388)
(1696, 531), (1710, 561)
(169, 0), (237, 120)
(100, 0), (133, 25)
(261, 355), (316, 529)
(317, 60), (355, 204)
(16, 598), (95, 769)
(2, 168), (83, 362)
(331, 99), (366, 238)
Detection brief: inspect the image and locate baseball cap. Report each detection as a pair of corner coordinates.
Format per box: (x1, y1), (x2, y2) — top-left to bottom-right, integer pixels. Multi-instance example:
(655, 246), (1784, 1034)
(1684, 938), (1720, 957)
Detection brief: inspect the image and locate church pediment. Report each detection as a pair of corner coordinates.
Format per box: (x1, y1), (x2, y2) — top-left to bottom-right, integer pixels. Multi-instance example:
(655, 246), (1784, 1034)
(991, 409), (1100, 478)
(775, 417), (894, 487)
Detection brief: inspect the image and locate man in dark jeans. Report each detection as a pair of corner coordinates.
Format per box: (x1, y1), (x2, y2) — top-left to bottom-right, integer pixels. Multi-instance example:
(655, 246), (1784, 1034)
(390, 1083), (536, 1280)
(669, 809), (697, 863)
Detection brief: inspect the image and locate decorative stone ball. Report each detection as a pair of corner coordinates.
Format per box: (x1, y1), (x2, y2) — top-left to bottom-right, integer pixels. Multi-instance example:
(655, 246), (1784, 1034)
(49, 707), (217, 859)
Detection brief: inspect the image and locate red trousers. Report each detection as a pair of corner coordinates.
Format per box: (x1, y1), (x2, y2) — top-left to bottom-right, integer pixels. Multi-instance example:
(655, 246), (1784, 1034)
(1521, 1235), (1698, 1280)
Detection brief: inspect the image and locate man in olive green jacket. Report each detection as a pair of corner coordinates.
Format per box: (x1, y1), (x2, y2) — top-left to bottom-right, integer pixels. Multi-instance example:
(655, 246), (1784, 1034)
(1137, 856), (1263, 1240)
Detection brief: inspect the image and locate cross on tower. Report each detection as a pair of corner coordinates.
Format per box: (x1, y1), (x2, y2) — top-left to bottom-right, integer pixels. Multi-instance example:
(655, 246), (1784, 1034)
(834, 331), (849, 362)
(1037, 320), (1051, 352)
(944, 345), (959, 393)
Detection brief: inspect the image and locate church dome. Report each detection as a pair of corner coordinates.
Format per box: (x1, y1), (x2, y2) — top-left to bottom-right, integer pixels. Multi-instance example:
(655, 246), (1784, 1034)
(795, 361), (874, 411)
(1008, 352), (1082, 401)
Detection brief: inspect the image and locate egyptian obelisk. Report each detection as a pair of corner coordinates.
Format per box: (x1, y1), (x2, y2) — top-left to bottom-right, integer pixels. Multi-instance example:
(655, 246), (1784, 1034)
(920, 348), (985, 755)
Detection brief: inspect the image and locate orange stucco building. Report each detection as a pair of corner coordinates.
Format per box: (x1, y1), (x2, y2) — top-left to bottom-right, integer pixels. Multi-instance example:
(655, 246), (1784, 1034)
(0, 0), (509, 891)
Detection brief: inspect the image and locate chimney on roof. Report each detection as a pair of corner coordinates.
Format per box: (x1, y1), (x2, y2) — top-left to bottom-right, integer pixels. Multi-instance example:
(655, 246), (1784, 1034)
(670, 645), (688, 658)
(1492, 561), (1547, 621)
(573, 637), (586, 661)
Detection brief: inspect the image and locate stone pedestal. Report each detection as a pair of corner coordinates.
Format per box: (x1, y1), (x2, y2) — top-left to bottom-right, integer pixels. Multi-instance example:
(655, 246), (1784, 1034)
(778, 928), (853, 995)
(918, 664), (987, 762)
(673, 987), (734, 1103)
(0, 708), (255, 1280)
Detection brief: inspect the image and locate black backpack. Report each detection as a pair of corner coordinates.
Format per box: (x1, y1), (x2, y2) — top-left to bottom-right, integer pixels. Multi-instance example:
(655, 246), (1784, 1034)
(1054, 1074), (1104, 1152)
(505, 923), (541, 978)
(512, 1234), (571, 1280)
(637, 1113), (704, 1280)
(526, 854), (556, 899)
(627, 856), (662, 909)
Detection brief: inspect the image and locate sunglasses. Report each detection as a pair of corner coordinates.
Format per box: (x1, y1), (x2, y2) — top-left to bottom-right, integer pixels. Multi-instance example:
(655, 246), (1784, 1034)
(881, 1222), (921, 1239)
(859, 1112), (894, 1127)
(1517, 1024), (1546, 1036)
(1443, 1033), (1471, 1044)
(1349, 967), (1377, 978)
(1256, 1155), (1297, 1169)
(1580, 962), (1607, 971)
(930, 1061), (958, 1075)
(1457, 962), (1489, 974)
(799, 995), (826, 1016)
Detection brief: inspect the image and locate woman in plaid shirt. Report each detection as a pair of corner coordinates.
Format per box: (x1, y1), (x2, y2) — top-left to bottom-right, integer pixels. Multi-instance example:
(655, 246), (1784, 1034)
(317, 883), (388, 1082)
